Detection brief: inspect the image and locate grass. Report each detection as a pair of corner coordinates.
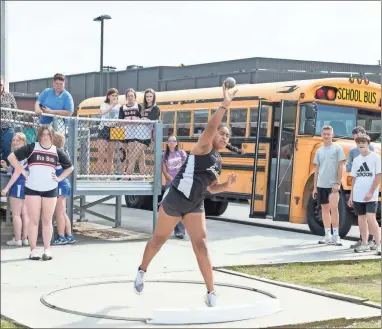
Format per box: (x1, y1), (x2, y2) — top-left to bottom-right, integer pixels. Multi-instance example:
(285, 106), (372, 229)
(273, 317), (381, 328)
(227, 259), (381, 304)
(0, 317), (24, 328)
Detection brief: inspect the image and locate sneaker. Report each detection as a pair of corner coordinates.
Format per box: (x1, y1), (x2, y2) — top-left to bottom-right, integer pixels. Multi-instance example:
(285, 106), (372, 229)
(175, 232), (184, 239)
(65, 235), (77, 244)
(354, 242), (371, 253)
(133, 269), (146, 294)
(318, 234), (333, 244)
(6, 238), (22, 246)
(332, 235), (342, 246)
(52, 235), (68, 245)
(204, 291), (217, 307)
(376, 244), (381, 256)
(22, 239), (29, 246)
(42, 249), (53, 261)
(369, 240), (377, 251)
(350, 240), (362, 249)
(29, 249), (41, 260)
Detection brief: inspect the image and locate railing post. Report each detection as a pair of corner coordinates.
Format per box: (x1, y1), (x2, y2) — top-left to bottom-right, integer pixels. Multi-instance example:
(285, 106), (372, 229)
(152, 121), (163, 233)
(66, 118), (78, 227)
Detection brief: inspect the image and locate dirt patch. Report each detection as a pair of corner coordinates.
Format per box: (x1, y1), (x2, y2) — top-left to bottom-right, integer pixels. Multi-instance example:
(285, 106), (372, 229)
(73, 222), (150, 241)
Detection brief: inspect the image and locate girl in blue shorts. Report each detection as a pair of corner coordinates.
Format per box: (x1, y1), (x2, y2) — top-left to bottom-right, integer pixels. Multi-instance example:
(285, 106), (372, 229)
(52, 132), (76, 245)
(1, 132), (30, 246)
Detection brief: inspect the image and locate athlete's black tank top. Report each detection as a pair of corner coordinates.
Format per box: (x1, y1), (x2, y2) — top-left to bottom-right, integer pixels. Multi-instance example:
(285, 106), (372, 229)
(171, 149), (222, 203)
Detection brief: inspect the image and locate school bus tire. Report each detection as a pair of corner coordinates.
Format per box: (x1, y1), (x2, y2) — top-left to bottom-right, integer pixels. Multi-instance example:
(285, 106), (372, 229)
(124, 195), (146, 209)
(204, 199), (229, 217)
(306, 189), (353, 238)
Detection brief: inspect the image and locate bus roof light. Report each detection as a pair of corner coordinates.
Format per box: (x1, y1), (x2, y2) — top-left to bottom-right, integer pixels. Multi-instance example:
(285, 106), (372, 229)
(357, 78), (362, 84)
(349, 77), (354, 83)
(315, 89), (325, 99)
(364, 78), (369, 85)
(326, 89), (336, 100)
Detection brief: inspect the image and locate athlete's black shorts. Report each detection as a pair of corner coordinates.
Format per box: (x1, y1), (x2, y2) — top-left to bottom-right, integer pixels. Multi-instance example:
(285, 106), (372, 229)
(317, 187), (339, 205)
(353, 201), (378, 216)
(161, 186), (204, 217)
(25, 187), (58, 198)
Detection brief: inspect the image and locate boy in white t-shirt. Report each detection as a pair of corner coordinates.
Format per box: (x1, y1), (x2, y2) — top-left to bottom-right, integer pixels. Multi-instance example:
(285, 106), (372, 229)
(349, 134), (381, 255)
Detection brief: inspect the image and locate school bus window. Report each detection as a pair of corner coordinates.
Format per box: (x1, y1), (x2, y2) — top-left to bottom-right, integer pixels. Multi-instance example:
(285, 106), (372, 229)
(162, 111), (175, 137)
(250, 106), (268, 137)
(229, 108), (247, 138)
(357, 109), (381, 142)
(176, 111), (191, 137)
(193, 109), (208, 136)
(211, 108), (227, 123)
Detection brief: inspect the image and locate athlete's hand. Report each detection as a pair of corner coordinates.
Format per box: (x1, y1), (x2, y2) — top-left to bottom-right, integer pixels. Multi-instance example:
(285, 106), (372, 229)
(227, 172), (237, 186)
(1, 188), (9, 197)
(312, 188), (317, 200)
(222, 82), (238, 107)
(52, 173), (62, 183)
(0, 160), (7, 169)
(364, 191), (373, 202)
(348, 194), (353, 207)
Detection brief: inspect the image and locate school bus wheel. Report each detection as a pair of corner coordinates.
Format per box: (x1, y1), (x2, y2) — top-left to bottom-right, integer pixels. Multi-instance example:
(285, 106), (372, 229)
(306, 189), (353, 238)
(204, 199), (229, 217)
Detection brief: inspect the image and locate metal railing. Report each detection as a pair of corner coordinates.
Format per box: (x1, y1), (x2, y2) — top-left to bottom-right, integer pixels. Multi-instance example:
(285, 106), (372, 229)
(0, 107), (163, 231)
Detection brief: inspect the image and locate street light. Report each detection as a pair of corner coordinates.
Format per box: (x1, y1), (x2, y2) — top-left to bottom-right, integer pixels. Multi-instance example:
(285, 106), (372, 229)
(103, 65), (117, 90)
(93, 14), (111, 95)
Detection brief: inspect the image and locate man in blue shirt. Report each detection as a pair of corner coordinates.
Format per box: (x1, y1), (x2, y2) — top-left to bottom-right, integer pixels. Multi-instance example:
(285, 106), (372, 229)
(34, 73), (74, 126)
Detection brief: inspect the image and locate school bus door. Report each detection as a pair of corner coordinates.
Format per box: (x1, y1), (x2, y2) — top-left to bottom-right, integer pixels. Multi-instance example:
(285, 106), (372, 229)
(249, 101), (274, 217)
(250, 100), (298, 220)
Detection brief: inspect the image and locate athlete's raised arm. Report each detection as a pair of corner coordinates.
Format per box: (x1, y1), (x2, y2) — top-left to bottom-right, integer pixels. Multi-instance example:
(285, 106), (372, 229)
(192, 82), (237, 155)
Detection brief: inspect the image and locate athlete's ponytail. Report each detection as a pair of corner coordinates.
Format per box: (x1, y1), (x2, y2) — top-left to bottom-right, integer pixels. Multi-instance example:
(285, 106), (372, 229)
(226, 143), (244, 155)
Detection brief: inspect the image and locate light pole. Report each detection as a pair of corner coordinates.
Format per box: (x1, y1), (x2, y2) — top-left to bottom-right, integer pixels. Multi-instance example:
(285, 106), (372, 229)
(103, 65), (116, 90)
(93, 14), (111, 95)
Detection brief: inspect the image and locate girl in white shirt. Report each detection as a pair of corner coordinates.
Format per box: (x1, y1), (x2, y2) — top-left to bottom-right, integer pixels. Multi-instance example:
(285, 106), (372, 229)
(96, 88), (121, 175)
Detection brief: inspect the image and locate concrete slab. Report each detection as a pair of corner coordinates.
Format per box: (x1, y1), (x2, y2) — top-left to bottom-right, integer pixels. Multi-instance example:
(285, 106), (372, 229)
(1, 201), (379, 328)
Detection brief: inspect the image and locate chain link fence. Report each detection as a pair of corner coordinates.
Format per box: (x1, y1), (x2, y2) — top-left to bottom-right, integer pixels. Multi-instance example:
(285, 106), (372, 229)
(0, 107), (157, 181)
(76, 116), (155, 180)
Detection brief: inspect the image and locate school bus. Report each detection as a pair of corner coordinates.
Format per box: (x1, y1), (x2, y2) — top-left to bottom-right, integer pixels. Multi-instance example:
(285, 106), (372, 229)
(77, 77), (381, 237)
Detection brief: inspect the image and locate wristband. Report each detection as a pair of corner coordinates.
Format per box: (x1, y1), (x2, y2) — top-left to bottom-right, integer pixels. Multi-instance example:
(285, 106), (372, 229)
(219, 105), (228, 110)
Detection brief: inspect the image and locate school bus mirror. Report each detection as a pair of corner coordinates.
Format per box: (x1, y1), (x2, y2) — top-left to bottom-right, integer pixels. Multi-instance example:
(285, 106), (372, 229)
(305, 106), (316, 119)
(304, 119), (316, 136)
(368, 131), (381, 142)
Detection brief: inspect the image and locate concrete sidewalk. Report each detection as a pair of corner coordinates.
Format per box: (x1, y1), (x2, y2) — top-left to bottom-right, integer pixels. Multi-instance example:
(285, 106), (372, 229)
(1, 205), (380, 328)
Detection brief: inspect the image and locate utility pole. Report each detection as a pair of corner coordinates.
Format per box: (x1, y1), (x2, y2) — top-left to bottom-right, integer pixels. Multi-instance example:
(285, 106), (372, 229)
(1, 1), (9, 89)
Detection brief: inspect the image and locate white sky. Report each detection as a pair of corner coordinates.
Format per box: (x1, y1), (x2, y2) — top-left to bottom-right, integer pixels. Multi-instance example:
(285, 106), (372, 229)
(7, 1), (382, 82)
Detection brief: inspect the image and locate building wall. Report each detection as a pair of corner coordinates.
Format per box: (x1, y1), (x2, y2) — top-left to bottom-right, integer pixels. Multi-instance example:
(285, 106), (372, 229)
(10, 57), (381, 109)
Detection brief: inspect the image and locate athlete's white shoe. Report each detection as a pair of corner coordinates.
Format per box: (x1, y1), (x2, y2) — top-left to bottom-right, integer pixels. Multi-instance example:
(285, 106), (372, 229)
(134, 269), (146, 294)
(42, 249), (53, 261)
(204, 291), (217, 307)
(29, 249), (41, 260)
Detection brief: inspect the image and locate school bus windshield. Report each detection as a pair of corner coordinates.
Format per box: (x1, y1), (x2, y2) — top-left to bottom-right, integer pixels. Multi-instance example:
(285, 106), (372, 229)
(300, 103), (381, 141)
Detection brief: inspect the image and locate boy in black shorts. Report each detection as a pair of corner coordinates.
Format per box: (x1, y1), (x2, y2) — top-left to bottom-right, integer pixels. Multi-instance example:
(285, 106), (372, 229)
(348, 134), (381, 255)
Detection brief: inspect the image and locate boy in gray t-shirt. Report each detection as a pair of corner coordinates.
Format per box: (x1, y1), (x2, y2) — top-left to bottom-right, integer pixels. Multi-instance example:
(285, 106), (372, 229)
(313, 126), (346, 246)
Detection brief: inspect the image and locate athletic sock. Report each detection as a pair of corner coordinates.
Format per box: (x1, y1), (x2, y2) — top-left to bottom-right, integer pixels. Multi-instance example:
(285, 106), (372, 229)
(138, 266), (146, 272)
(325, 228), (331, 235)
(332, 228), (339, 236)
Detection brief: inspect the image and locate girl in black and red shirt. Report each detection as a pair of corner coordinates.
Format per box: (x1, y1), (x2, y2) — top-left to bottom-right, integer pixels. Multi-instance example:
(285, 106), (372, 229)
(7, 125), (73, 261)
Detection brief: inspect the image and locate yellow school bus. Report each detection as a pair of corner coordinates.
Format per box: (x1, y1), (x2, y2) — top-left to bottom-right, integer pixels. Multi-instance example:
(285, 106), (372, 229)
(77, 77), (381, 237)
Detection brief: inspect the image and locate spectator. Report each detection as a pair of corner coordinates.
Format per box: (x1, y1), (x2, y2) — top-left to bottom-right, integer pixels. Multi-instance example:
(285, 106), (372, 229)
(348, 134), (381, 255)
(136, 88), (161, 176)
(312, 125), (346, 246)
(95, 88), (121, 175)
(7, 125), (73, 261)
(346, 126), (375, 249)
(119, 88), (143, 178)
(0, 76), (18, 163)
(34, 73), (74, 132)
(52, 132), (76, 245)
(1, 132), (30, 246)
(162, 134), (188, 239)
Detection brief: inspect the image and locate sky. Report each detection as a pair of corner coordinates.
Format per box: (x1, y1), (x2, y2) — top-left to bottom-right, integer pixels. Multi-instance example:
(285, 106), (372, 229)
(6, 1), (382, 82)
